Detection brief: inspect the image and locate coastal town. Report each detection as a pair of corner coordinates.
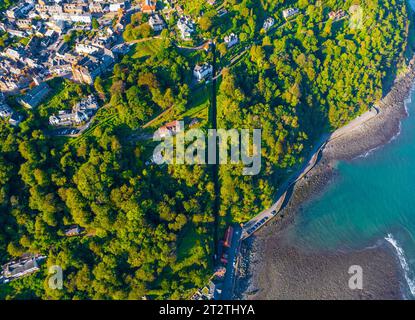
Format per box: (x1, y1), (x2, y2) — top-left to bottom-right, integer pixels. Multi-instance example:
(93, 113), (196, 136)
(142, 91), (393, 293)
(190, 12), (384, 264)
(0, 0), (306, 295)
(0, 0), (322, 131)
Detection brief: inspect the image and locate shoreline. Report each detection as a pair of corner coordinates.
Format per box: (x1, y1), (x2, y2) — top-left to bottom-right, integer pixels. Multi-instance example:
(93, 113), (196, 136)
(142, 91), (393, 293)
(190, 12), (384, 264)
(235, 58), (415, 300)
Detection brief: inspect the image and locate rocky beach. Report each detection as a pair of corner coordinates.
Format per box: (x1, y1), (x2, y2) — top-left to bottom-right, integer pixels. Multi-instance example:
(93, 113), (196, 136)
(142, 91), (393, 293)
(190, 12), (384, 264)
(236, 58), (415, 300)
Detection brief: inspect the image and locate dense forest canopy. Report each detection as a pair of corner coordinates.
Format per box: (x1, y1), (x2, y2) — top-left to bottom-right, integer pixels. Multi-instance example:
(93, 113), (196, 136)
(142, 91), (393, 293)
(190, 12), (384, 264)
(0, 0), (412, 299)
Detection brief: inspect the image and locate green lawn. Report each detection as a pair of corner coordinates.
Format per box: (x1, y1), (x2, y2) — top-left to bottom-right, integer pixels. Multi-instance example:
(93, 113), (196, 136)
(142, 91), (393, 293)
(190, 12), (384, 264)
(131, 38), (164, 59)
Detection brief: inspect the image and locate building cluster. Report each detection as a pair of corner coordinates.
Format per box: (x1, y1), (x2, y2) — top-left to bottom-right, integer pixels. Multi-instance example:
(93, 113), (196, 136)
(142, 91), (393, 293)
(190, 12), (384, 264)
(0, 95), (22, 126)
(18, 82), (51, 109)
(177, 15), (194, 40)
(191, 226), (234, 300)
(49, 94), (98, 127)
(0, 0), (132, 93)
(224, 32), (238, 48)
(191, 266), (227, 300)
(0, 39), (50, 93)
(0, 254), (46, 284)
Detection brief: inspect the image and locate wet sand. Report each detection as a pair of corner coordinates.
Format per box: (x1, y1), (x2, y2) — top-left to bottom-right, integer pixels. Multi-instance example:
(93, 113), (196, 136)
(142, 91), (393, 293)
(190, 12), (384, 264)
(236, 59), (415, 300)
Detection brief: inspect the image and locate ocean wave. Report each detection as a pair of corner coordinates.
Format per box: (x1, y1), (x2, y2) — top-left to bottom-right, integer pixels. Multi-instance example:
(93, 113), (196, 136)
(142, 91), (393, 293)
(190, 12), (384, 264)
(403, 83), (415, 116)
(355, 145), (382, 159)
(355, 85), (415, 160)
(385, 233), (415, 297)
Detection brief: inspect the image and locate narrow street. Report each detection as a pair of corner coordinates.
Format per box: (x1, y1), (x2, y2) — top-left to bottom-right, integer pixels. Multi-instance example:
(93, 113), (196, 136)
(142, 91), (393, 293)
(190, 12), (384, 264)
(220, 225), (242, 300)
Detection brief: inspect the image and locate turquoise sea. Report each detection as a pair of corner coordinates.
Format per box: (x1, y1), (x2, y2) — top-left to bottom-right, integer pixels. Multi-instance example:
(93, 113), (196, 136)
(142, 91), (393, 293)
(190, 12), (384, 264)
(284, 86), (415, 297)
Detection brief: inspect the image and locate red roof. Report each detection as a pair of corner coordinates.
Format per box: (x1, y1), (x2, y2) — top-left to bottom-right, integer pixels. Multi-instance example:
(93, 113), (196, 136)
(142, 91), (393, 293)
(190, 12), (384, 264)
(141, 0), (156, 13)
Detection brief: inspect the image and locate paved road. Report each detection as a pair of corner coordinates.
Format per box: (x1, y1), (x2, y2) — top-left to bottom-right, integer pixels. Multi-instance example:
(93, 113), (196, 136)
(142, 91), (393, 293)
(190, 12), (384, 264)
(220, 225), (242, 300)
(241, 138), (327, 239)
(240, 107), (379, 239)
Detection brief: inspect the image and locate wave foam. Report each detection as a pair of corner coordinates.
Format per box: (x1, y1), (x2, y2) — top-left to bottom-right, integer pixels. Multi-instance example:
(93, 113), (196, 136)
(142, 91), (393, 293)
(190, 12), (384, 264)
(385, 233), (415, 297)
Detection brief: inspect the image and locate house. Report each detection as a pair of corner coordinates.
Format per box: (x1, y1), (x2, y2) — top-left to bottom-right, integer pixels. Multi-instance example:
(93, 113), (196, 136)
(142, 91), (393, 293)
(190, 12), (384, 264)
(45, 19), (67, 34)
(89, 2), (104, 13)
(63, 3), (86, 15)
(177, 16), (194, 40)
(141, 0), (156, 14)
(0, 76), (19, 92)
(55, 40), (69, 58)
(263, 17), (275, 31)
(224, 33), (238, 48)
(4, 47), (26, 62)
(193, 63), (213, 82)
(49, 63), (72, 76)
(6, 6), (24, 19)
(282, 7), (299, 19)
(73, 95), (99, 115)
(49, 110), (89, 126)
(35, 4), (63, 16)
(15, 19), (33, 30)
(329, 10), (346, 21)
(64, 225), (83, 237)
(208, 280), (222, 300)
(149, 14), (165, 31)
(18, 82), (51, 109)
(109, 1), (127, 13)
(0, 102), (22, 126)
(156, 120), (182, 138)
(52, 13), (92, 24)
(217, 8), (228, 17)
(146, 150), (163, 165)
(49, 95), (98, 127)
(72, 49), (115, 84)
(75, 42), (101, 55)
(7, 28), (27, 38)
(1, 255), (46, 283)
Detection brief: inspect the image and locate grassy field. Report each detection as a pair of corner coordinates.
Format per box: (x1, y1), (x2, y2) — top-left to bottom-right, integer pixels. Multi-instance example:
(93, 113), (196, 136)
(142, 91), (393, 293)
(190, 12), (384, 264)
(131, 38), (165, 59)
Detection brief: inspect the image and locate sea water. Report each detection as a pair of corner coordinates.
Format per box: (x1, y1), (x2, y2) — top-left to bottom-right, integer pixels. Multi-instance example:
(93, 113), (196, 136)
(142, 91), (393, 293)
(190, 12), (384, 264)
(284, 86), (415, 297)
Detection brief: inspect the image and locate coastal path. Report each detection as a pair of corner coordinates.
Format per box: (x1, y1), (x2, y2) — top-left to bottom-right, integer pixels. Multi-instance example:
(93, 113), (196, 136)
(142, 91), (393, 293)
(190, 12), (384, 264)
(240, 107), (379, 240)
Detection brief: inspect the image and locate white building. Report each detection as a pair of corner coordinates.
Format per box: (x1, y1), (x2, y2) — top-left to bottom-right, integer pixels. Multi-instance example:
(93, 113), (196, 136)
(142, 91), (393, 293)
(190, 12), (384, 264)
(224, 33), (238, 48)
(1, 255), (46, 282)
(52, 13), (92, 24)
(194, 63), (213, 82)
(49, 110), (89, 126)
(75, 42), (101, 55)
(0, 102), (22, 126)
(109, 1), (126, 12)
(263, 17), (275, 31)
(0, 103), (13, 119)
(177, 16), (194, 40)
(73, 95), (99, 113)
(49, 95), (98, 127)
(282, 8), (299, 19)
(149, 14), (165, 31)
